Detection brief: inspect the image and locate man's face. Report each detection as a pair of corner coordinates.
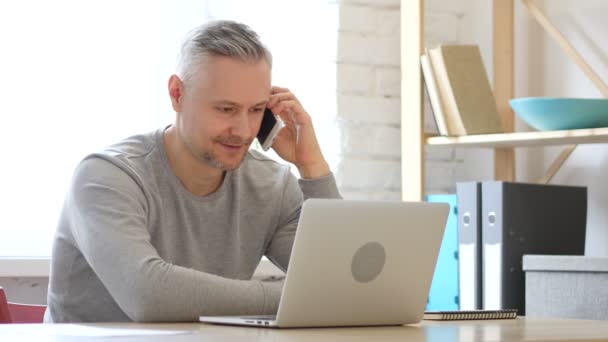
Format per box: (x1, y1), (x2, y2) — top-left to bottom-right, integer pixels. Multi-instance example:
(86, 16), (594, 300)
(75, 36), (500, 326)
(173, 55), (271, 171)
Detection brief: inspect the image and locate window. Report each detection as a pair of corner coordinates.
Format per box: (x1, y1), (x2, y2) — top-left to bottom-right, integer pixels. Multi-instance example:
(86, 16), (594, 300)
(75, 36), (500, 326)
(0, 0), (338, 257)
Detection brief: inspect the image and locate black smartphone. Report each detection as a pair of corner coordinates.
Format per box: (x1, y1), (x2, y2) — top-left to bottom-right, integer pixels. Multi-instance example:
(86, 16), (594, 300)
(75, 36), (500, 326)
(257, 108), (284, 151)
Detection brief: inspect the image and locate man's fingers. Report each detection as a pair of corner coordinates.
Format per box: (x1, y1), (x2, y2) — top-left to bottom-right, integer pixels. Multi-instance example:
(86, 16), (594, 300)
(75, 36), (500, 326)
(271, 86), (290, 94)
(271, 100), (300, 123)
(267, 92), (295, 108)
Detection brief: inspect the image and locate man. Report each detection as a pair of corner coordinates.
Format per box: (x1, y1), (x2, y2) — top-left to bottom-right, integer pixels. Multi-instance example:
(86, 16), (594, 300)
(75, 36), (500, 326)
(45, 20), (341, 323)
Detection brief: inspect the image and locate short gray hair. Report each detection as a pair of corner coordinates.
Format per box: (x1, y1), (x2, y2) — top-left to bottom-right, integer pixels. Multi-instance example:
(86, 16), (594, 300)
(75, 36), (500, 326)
(176, 20), (272, 86)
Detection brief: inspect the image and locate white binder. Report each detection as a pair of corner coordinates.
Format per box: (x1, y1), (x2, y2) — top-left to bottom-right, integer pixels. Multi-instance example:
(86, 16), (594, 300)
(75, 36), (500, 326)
(456, 182), (482, 310)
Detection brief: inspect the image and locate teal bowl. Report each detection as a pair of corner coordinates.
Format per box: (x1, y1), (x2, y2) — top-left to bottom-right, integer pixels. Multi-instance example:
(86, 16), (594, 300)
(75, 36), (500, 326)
(509, 97), (608, 131)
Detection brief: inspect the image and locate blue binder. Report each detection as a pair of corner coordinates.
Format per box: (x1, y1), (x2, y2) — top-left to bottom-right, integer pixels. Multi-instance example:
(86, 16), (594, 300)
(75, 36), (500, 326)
(426, 194), (459, 311)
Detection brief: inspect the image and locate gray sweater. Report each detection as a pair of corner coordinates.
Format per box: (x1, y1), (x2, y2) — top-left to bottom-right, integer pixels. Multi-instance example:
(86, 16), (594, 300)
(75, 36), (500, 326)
(45, 127), (341, 323)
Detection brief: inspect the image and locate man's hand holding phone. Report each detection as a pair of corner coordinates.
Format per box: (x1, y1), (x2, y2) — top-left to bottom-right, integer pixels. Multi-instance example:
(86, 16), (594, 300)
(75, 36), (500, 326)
(256, 108), (284, 152)
(264, 86), (330, 179)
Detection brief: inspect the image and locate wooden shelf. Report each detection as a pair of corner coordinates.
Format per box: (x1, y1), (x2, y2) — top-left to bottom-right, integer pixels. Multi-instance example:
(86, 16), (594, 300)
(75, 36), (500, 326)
(426, 127), (608, 148)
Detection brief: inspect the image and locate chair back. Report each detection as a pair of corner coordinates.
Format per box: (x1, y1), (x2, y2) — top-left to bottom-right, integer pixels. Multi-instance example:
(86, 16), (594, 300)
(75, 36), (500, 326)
(0, 287), (46, 323)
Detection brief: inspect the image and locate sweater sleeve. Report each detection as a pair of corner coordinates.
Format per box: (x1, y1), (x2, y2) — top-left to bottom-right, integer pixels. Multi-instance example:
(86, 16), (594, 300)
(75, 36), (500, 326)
(265, 172), (342, 273)
(67, 157), (282, 322)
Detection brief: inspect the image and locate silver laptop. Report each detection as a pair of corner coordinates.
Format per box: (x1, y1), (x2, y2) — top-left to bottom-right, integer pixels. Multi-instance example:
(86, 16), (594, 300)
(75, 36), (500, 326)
(200, 199), (449, 328)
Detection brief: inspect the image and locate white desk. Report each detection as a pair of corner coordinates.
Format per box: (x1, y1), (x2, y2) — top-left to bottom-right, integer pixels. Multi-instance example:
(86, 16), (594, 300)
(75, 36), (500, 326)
(2, 318), (608, 341)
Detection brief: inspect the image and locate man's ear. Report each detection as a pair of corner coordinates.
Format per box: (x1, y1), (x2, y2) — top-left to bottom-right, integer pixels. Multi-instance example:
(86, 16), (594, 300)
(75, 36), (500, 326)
(168, 75), (184, 112)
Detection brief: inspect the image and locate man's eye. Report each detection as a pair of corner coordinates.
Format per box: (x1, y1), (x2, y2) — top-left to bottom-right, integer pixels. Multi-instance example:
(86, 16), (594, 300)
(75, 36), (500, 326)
(251, 108), (265, 113)
(218, 107), (234, 113)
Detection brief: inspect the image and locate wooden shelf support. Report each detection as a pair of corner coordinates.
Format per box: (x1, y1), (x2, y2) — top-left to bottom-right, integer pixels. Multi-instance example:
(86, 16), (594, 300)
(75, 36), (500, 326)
(401, 0), (424, 201)
(494, 0), (516, 182)
(539, 145), (577, 184)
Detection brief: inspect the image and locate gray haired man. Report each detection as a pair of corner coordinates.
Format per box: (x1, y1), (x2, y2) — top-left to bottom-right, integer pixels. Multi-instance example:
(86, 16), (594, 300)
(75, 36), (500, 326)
(45, 20), (341, 323)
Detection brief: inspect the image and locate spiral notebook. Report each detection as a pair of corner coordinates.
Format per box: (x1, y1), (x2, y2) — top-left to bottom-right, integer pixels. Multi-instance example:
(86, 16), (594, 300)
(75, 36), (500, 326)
(423, 309), (517, 321)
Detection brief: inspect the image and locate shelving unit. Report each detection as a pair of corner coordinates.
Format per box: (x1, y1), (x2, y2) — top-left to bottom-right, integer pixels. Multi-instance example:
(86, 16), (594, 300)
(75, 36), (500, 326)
(426, 127), (608, 148)
(400, 0), (608, 201)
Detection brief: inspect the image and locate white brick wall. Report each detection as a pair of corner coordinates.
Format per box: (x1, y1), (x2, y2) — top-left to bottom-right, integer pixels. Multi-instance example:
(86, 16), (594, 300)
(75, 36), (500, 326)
(336, 1), (468, 199)
(337, 64), (374, 95)
(340, 122), (400, 158)
(375, 67), (400, 97)
(337, 34), (400, 66)
(376, 9), (400, 35)
(339, 4), (377, 33)
(337, 95), (400, 124)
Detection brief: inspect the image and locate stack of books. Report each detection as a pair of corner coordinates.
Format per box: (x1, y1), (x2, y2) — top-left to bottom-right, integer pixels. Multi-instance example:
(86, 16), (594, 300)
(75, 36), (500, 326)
(421, 45), (504, 136)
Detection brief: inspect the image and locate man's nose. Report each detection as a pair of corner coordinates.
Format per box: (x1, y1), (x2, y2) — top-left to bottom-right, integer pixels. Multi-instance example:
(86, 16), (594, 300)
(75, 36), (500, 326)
(229, 110), (251, 139)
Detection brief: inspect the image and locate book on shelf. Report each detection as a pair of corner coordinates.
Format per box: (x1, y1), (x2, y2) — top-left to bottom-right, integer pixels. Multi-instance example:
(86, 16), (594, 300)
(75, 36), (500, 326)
(421, 45), (504, 136)
(421, 52), (449, 136)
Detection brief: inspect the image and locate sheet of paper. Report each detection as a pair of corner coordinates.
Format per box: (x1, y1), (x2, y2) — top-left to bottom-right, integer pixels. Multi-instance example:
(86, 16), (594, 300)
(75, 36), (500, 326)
(0, 324), (190, 337)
